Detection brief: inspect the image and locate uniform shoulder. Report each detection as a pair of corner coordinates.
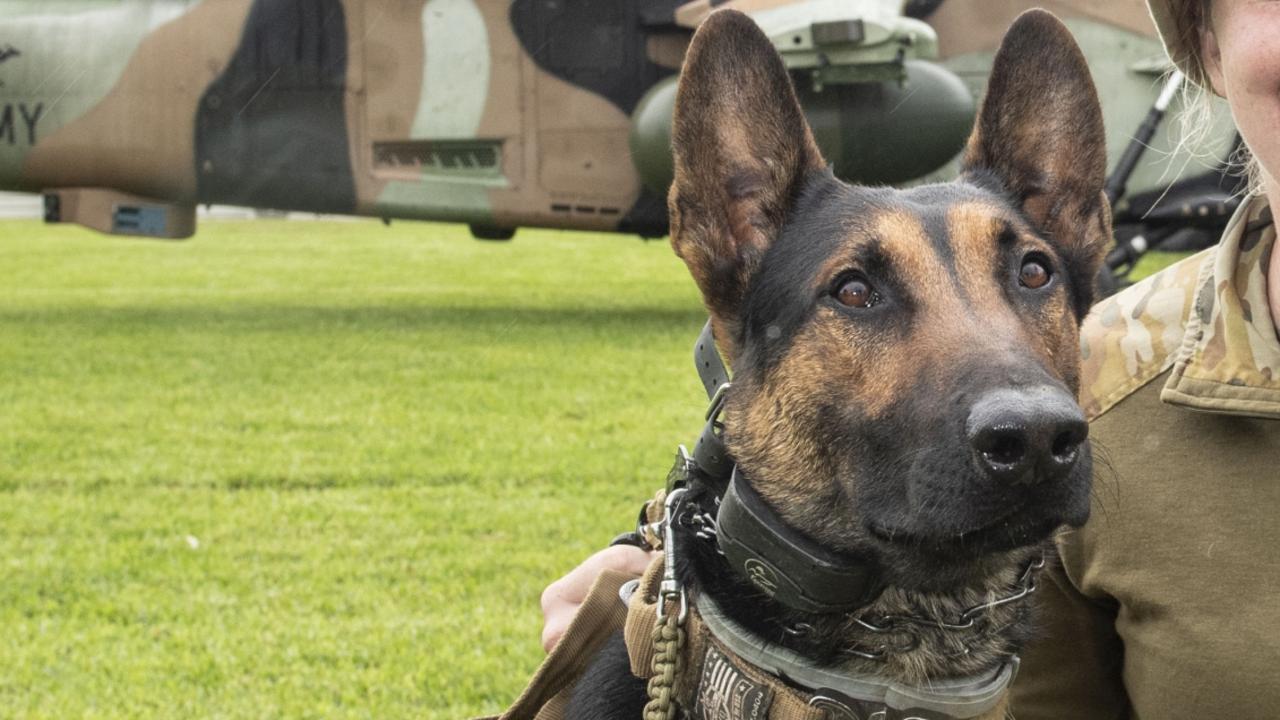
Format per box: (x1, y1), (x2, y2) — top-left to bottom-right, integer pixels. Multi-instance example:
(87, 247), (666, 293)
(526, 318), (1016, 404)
(1078, 249), (1215, 420)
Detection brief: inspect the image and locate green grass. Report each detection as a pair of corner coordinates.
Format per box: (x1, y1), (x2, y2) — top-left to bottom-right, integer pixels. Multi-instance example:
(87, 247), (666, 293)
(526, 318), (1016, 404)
(0, 219), (708, 719)
(1130, 250), (1194, 281)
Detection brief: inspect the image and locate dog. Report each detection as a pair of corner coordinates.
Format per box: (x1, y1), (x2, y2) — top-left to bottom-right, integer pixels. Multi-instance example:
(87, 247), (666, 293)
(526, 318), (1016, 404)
(565, 8), (1109, 718)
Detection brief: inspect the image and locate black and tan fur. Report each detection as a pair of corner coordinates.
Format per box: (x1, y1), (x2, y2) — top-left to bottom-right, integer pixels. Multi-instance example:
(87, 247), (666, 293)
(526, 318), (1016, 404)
(567, 8), (1111, 716)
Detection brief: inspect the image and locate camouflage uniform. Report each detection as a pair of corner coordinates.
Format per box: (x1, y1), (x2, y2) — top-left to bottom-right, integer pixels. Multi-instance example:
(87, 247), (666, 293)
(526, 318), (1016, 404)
(1012, 196), (1280, 718)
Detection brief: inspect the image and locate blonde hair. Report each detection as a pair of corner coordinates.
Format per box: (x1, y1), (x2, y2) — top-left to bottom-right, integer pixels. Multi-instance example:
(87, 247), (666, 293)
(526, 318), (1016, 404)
(1170, 0), (1264, 196)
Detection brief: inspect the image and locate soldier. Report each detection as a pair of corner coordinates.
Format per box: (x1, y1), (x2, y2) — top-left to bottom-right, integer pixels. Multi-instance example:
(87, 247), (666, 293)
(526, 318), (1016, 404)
(541, 0), (1280, 715)
(1010, 0), (1280, 716)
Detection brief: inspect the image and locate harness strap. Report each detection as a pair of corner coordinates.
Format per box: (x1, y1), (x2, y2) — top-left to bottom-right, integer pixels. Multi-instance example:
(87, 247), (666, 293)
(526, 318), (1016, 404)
(626, 566), (826, 720)
(624, 554), (1012, 720)
(624, 554), (667, 677)
(480, 569), (635, 720)
(626, 555), (826, 720)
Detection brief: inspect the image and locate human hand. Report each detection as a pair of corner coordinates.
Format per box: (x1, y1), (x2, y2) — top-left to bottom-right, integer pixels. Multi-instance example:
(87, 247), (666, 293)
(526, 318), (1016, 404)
(539, 544), (656, 652)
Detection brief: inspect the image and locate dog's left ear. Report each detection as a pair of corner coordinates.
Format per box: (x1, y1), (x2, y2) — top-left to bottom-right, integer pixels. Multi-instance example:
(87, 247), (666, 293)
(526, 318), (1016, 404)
(960, 9), (1111, 317)
(669, 10), (825, 361)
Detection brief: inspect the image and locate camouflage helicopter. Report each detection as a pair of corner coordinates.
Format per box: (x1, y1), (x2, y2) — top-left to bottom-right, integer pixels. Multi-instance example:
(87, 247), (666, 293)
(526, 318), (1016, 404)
(0, 0), (1237, 260)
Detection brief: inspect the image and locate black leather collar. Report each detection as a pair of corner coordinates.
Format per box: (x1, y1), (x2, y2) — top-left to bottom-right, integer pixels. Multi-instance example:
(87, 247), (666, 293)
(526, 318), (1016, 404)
(716, 467), (883, 614)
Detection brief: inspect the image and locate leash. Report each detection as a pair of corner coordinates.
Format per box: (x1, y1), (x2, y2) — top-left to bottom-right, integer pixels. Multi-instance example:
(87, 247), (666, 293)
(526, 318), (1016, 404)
(643, 488), (690, 720)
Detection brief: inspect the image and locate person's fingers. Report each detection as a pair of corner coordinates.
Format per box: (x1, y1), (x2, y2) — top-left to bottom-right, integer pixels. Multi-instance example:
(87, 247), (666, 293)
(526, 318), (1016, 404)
(541, 545), (654, 609)
(540, 545), (655, 652)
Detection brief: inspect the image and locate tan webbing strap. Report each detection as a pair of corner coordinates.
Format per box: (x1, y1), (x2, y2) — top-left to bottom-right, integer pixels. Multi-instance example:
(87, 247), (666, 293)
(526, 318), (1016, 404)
(640, 488), (667, 549)
(650, 602), (819, 717)
(705, 629), (824, 720)
(478, 568), (633, 720)
(625, 553), (668, 678)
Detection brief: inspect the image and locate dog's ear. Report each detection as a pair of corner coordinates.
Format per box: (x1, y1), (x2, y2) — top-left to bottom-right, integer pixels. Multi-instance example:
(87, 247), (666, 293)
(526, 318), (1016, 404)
(669, 10), (825, 361)
(960, 9), (1111, 317)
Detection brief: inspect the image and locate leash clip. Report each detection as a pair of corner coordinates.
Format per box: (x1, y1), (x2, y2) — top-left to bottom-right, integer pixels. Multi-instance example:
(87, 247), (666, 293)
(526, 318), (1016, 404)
(656, 487), (689, 624)
(664, 444), (695, 495)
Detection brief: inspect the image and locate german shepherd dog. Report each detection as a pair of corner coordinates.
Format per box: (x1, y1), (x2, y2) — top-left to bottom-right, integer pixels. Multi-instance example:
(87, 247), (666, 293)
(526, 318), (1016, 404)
(567, 8), (1109, 717)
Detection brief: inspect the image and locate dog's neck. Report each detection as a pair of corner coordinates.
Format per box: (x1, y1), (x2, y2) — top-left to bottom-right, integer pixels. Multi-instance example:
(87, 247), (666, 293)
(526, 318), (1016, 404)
(677, 497), (1041, 685)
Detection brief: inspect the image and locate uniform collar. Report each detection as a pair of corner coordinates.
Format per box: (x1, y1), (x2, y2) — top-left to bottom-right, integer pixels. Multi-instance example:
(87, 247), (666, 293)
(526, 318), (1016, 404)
(1162, 195), (1280, 418)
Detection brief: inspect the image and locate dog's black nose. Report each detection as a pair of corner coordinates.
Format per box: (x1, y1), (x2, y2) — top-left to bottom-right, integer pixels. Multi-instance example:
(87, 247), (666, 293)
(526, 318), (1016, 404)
(967, 387), (1087, 485)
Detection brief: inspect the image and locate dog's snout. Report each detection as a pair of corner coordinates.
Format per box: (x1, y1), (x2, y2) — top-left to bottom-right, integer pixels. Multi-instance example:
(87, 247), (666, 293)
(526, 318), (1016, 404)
(966, 387), (1087, 485)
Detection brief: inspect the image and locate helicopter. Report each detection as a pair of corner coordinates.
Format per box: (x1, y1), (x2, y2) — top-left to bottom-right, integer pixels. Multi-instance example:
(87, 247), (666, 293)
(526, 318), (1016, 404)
(0, 0), (1238, 270)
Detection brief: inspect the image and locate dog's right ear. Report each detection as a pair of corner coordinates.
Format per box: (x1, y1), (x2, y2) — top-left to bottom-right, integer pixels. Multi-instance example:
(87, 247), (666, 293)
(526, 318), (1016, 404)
(669, 10), (825, 362)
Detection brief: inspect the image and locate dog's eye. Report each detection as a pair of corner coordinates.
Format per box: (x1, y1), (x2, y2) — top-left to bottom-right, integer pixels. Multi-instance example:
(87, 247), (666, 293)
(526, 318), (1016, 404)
(1019, 256), (1052, 289)
(835, 277), (877, 308)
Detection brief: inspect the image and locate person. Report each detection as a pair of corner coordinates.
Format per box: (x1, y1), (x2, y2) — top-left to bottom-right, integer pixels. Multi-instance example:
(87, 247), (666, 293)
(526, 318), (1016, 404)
(540, 0), (1280, 715)
(1009, 1), (1279, 716)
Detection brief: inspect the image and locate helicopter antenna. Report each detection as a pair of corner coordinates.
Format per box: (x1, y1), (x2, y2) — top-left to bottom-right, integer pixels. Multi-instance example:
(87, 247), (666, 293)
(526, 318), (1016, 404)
(1104, 70), (1184, 207)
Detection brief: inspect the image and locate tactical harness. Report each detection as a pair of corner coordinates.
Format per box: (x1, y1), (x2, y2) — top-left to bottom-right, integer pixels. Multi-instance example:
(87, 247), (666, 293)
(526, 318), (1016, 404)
(482, 322), (1034, 720)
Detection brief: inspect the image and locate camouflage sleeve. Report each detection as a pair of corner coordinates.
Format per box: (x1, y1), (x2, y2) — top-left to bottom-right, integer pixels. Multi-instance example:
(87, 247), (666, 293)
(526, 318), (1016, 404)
(1008, 550), (1130, 719)
(1078, 248), (1214, 420)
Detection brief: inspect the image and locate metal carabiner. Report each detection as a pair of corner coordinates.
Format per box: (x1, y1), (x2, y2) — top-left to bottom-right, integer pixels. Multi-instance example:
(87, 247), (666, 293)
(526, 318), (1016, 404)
(655, 487), (689, 624)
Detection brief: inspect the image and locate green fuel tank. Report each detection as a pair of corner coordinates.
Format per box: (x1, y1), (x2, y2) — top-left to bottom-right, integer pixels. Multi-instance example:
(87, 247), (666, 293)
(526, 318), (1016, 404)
(629, 59), (976, 196)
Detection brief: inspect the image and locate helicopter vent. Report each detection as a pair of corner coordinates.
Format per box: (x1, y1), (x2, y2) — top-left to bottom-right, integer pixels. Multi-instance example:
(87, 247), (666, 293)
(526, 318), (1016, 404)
(373, 140), (502, 179)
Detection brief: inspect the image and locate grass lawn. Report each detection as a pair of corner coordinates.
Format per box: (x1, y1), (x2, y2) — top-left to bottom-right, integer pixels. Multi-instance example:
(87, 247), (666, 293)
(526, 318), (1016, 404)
(0, 219), (708, 719)
(1130, 250), (1193, 281)
(0, 217), (1190, 719)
